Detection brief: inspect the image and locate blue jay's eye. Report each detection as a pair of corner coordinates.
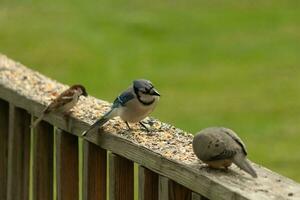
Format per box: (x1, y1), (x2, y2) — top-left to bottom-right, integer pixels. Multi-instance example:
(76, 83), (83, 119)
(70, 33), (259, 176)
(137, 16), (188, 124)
(139, 88), (148, 94)
(143, 86), (153, 94)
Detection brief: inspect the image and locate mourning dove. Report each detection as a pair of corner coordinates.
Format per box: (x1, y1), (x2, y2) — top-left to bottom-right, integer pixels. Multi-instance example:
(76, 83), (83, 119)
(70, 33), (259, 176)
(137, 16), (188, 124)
(192, 127), (257, 178)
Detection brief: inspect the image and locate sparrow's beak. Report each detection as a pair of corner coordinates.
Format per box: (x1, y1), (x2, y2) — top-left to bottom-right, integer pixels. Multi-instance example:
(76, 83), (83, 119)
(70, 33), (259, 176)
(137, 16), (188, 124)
(150, 88), (160, 96)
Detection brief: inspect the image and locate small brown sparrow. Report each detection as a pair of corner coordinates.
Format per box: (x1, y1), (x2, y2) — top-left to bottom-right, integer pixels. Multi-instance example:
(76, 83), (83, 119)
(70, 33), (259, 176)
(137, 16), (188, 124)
(31, 84), (88, 128)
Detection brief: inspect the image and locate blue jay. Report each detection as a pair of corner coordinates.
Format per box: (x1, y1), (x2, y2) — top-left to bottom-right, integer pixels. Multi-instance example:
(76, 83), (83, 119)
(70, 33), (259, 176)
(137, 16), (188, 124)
(82, 79), (160, 136)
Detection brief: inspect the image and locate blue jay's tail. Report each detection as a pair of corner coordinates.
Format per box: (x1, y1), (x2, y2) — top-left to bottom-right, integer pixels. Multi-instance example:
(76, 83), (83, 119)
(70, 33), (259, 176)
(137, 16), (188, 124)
(81, 109), (115, 136)
(81, 117), (109, 136)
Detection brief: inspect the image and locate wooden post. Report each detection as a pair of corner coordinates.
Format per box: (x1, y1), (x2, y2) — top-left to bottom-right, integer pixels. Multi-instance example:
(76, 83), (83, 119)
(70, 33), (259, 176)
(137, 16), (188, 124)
(169, 180), (192, 200)
(138, 166), (158, 200)
(82, 140), (107, 200)
(7, 105), (31, 200)
(109, 153), (134, 200)
(56, 129), (79, 200)
(0, 99), (9, 200)
(32, 120), (54, 200)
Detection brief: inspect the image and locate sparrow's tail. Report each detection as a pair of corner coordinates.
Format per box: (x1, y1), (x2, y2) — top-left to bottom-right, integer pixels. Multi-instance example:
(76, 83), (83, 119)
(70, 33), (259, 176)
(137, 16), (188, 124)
(31, 113), (45, 128)
(233, 153), (258, 178)
(81, 109), (116, 136)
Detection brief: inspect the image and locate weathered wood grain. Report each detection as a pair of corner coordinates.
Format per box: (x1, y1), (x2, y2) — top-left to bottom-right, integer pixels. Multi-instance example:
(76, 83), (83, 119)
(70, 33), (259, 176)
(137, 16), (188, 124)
(87, 131), (269, 200)
(7, 104), (31, 200)
(83, 140), (107, 200)
(1, 55), (300, 200)
(169, 180), (192, 200)
(109, 153), (134, 200)
(159, 175), (169, 200)
(192, 193), (201, 200)
(139, 166), (158, 200)
(0, 99), (9, 200)
(56, 129), (79, 200)
(32, 120), (54, 200)
(2, 83), (300, 199)
(192, 193), (209, 200)
(158, 176), (193, 200)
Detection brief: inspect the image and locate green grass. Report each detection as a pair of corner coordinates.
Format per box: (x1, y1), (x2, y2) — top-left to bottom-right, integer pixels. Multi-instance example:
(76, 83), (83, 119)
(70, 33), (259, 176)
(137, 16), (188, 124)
(1, 0), (300, 182)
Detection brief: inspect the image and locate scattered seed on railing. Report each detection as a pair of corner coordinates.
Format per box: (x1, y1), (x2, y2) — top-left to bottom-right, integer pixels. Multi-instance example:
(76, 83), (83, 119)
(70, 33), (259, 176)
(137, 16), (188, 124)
(2, 54), (300, 200)
(0, 56), (199, 165)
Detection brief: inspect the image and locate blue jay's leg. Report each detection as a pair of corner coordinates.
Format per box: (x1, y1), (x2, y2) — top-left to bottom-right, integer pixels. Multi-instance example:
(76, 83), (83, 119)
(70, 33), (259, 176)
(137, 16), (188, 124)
(139, 121), (150, 132)
(125, 121), (131, 130)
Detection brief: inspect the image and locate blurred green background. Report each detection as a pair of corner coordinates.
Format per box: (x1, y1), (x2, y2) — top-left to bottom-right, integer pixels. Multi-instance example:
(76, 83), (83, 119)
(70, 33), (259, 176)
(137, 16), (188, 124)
(1, 0), (300, 182)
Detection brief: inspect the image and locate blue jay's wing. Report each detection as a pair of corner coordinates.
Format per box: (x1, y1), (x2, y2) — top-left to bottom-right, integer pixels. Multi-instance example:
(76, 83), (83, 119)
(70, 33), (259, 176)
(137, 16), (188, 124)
(82, 90), (135, 137)
(112, 90), (135, 108)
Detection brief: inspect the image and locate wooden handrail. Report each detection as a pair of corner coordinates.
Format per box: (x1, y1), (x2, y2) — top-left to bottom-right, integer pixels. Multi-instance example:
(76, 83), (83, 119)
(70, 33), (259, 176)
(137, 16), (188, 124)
(0, 54), (300, 200)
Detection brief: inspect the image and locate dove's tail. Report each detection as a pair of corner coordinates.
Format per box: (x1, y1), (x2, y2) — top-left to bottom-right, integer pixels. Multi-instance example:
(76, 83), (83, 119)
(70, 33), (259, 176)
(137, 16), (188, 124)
(31, 113), (45, 128)
(81, 109), (116, 136)
(233, 153), (258, 178)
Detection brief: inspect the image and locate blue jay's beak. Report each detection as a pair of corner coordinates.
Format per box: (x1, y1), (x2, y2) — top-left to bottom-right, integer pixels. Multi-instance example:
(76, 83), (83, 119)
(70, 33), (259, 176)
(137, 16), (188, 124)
(150, 88), (160, 96)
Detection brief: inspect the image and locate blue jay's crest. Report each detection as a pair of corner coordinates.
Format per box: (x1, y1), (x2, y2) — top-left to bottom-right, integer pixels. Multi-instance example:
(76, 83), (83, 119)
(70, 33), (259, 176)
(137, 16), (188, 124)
(133, 79), (153, 90)
(133, 79), (160, 96)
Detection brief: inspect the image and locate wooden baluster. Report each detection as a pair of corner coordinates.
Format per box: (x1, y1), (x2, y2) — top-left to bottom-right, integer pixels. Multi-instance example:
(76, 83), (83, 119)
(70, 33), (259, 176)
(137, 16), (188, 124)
(109, 153), (134, 200)
(32, 120), (54, 200)
(56, 129), (79, 200)
(192, 193), (209, 200)
(159, 175), (194, 200)
(0, 99), (9, 200)
(158, 175), (169, 200)
(82, 140), (107, 200)
(7, 105), (31, 200)
(169, 180), (192, 200)
(168, 180), (192, 200)
(138, 166), (158, 200)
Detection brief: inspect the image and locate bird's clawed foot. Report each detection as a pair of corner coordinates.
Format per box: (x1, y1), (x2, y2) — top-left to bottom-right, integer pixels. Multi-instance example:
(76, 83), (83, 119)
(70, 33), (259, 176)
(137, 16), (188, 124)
(125, 121), (132, 131)
(124, 121), (154, 135)
(139, 121), (149, 131)
(139, 121), (155, 135)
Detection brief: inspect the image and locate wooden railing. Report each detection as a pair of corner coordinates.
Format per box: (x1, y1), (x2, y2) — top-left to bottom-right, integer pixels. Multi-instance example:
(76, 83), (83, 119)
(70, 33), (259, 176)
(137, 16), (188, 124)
(0, 54), (300, 200)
